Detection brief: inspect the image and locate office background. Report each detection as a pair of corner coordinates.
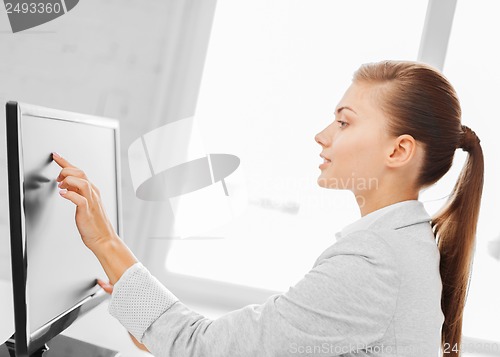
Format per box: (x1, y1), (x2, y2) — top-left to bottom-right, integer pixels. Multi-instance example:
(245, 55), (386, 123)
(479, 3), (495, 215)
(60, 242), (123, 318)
(1, 0), (499, 356)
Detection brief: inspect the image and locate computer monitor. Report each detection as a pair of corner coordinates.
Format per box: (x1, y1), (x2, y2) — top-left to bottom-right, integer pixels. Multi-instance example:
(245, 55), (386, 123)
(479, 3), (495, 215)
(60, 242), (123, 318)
(4, 101), (123, 357)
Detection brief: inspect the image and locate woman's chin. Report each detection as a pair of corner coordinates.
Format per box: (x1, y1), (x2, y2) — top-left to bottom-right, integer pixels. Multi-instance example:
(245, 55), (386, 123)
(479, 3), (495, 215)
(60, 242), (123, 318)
(317, 175), (339, 189)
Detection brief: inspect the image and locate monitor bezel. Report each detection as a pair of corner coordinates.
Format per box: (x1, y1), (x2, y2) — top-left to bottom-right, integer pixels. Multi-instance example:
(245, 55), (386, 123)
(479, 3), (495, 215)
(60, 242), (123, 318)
(5, 101), (124, 357)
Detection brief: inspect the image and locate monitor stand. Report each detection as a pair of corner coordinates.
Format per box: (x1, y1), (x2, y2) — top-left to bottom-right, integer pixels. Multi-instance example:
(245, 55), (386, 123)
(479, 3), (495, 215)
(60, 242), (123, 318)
(25, 344), (47, 357)
(0, 334), (120, 357)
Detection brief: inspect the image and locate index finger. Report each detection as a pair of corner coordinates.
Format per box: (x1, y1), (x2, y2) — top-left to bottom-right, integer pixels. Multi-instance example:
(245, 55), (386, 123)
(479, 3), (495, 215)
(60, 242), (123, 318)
(52, 152), (75, 169)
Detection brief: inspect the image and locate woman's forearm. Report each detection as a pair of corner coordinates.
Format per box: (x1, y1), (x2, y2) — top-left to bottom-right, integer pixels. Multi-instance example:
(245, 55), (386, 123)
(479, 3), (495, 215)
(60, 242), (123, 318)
(92, 235), (138, 285)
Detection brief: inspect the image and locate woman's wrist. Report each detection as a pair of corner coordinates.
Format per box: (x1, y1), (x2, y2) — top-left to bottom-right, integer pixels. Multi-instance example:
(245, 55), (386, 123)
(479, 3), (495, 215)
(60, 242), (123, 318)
(92, 235), (139, 285)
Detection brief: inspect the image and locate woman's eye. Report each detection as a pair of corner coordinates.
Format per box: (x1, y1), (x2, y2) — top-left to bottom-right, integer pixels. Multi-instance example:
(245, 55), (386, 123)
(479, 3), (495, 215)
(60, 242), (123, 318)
(336, 120), (348, 128)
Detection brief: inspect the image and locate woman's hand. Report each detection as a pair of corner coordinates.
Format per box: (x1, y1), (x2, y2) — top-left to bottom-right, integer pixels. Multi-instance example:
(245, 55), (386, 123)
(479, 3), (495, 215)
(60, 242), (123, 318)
(52, 152), (118, 253)
(52, 152), (138, 285)
(97, 279), (114, 294)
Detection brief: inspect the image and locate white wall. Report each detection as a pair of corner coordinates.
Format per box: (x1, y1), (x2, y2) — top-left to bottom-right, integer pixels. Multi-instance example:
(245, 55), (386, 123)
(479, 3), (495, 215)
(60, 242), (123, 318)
(0, 0), (217, 350)
(0, 0), (216, 277)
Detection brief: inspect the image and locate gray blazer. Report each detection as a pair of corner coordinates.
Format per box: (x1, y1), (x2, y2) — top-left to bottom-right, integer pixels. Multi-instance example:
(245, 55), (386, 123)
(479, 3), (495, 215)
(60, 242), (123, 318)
(109, 200), (444, 356)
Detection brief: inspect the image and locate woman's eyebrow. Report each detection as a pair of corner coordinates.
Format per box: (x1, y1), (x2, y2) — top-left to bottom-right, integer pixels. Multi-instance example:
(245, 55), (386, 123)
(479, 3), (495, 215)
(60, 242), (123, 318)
(335, 106), (357, 116)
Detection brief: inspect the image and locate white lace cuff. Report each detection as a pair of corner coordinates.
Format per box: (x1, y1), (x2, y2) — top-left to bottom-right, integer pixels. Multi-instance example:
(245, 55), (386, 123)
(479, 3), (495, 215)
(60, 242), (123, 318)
(108, 262), (179, 342)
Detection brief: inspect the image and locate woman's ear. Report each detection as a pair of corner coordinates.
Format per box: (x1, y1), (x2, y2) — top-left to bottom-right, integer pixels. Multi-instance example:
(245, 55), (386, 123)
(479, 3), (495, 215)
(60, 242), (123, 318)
(386, 134), (417, 168)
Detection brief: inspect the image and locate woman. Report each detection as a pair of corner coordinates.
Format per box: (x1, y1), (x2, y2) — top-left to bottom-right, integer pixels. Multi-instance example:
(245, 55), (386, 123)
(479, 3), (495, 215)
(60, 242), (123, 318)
(53, 60), (483, 356)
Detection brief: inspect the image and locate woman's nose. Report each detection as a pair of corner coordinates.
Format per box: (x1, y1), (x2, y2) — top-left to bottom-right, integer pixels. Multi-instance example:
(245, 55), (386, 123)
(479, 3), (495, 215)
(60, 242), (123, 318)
(315, 129), (329, 147)
(315, 133), (323, 146)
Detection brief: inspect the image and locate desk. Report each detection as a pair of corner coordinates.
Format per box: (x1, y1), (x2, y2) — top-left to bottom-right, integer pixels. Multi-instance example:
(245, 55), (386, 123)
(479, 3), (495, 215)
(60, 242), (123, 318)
(0, 334), (119, 357)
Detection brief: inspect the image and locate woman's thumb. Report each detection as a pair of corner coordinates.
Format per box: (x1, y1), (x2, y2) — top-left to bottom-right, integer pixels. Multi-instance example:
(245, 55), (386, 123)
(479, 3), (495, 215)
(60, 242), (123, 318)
(97, 279), (114, 294)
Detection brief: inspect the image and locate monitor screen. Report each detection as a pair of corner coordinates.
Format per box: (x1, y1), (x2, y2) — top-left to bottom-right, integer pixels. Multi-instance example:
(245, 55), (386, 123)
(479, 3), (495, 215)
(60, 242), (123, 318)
(5, 101), (123, 357)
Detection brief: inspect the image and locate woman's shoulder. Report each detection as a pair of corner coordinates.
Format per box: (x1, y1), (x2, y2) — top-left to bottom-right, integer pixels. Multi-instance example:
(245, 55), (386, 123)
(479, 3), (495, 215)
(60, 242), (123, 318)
(312, 225), (439, 280)
(313, 229), (398, 269)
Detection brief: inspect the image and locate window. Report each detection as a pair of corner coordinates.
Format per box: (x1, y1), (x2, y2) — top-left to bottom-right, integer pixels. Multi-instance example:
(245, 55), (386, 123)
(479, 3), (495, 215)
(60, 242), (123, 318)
(165, 0), (429, 292)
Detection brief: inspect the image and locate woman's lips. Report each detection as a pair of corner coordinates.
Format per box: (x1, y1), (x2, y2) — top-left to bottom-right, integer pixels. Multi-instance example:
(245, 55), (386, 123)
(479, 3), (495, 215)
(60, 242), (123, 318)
(319, 158), (331, 169)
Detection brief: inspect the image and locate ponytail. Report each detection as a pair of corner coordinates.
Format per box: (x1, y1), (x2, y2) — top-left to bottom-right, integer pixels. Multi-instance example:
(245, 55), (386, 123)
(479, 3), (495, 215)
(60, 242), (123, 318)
(432, 125), (484, 356)
(353, 61), (485, 356)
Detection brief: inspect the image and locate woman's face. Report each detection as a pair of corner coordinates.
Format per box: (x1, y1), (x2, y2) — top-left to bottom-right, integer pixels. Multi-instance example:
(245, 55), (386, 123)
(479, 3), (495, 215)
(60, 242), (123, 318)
(315, 81), (391, 194)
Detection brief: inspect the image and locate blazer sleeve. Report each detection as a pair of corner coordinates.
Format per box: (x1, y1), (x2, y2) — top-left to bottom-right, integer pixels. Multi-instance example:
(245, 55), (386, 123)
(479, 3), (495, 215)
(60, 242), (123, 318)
(108, 230), (400, 357)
